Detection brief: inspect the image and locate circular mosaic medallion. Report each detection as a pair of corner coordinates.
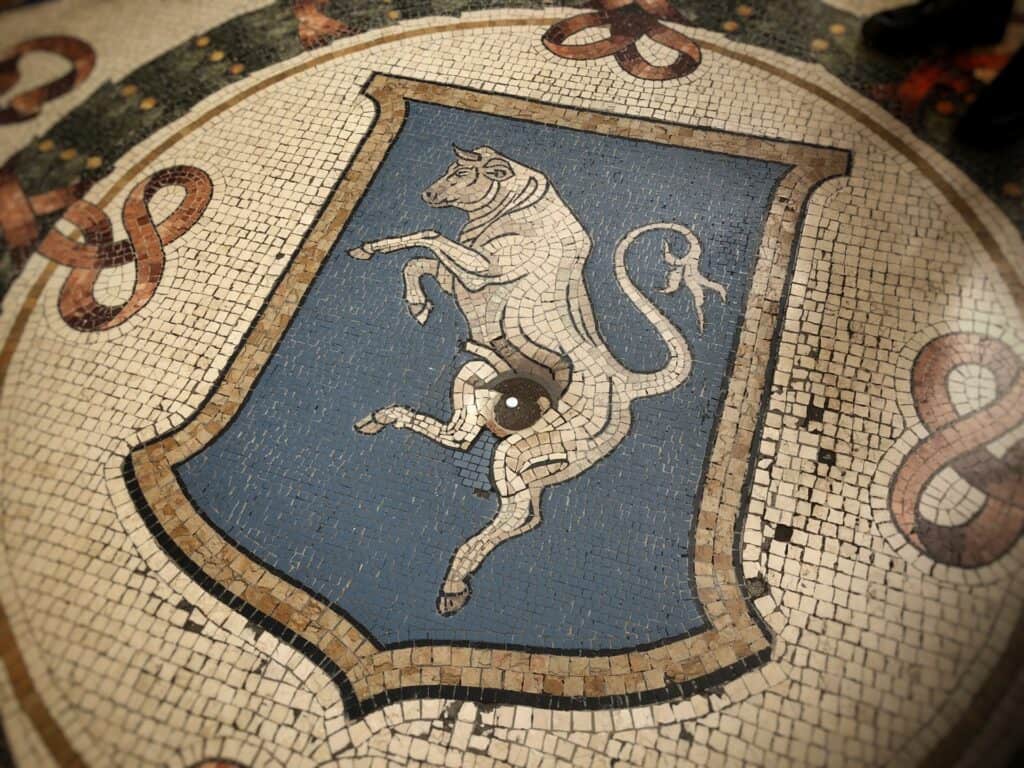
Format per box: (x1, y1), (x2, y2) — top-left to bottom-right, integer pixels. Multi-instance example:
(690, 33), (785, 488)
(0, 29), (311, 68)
(0, 5), (1021, 767)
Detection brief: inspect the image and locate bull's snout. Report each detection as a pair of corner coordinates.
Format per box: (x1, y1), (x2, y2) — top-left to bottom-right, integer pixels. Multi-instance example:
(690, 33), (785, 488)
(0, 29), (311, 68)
(422, 188), (441, 206)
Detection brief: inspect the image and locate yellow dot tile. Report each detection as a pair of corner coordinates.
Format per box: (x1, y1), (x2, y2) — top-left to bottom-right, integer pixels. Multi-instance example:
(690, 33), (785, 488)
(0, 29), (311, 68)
(736, 5), (754, 17)
(59, 148), (77, 161)
(195, 35), (211, 48)
(388, 10), (402, 21)
(722, 20), (740, 33)
(85, 155), (103, 170)
(209, 50), (226, 63)
(973, 67), (998, 84)
(1002, 181), (1022, 198)
(229, 63), (246, 76)
(829, 23), (846, 36)
(139, 96), (158, 111)
(810, 38), (829, 52)
(119, 83), (138, 97)
(37, 138), (55, 152)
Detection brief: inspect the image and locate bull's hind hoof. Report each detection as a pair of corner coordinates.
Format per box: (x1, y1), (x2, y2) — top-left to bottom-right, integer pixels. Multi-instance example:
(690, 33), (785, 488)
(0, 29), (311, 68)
(436, 583), (471, 616)
(354, 414), (386, 434)
(407, 300), (432, 325)
(349, 245), (373, 260)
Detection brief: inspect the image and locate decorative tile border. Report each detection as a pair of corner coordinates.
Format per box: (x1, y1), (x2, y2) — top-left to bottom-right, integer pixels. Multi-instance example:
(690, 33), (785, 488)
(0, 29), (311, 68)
(0, 602), (83, 767)
(0, 13), (1019, 764)
(127, 72), (849, 718)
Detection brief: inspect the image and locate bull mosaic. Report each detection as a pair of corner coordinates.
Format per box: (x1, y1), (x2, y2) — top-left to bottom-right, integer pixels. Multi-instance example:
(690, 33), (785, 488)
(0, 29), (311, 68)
(350, 145), (726, 615)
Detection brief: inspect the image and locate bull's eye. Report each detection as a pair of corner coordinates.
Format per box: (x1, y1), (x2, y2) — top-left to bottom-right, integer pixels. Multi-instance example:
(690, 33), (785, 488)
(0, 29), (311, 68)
(505, 396), (519, 408)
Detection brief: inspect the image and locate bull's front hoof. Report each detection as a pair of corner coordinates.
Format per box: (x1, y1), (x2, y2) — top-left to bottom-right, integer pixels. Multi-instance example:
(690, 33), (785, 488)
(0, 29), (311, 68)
(436, 582), (471, 616)
(353, 414), (386, 435)
(348, 245), (374, 260)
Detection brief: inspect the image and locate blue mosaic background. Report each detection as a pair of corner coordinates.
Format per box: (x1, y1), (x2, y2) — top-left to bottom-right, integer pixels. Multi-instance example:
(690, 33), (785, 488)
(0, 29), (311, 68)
(177, 101), (788, 650)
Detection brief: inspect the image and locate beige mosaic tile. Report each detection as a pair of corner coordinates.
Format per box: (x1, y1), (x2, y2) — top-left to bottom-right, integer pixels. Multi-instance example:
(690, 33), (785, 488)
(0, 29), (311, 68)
(0, 3), (1021, 767)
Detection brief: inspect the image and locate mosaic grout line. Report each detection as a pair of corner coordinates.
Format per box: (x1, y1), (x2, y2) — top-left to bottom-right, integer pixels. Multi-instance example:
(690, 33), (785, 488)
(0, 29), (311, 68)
(0, 3), (1021, 767)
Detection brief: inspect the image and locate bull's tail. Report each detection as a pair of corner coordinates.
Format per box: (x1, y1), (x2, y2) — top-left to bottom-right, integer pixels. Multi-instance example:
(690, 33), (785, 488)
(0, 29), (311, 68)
(614, 222), (721, 399)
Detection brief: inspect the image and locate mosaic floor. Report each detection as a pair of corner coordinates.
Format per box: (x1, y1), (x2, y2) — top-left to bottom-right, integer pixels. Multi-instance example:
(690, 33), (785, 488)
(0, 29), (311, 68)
(0, 1), (1022, 766)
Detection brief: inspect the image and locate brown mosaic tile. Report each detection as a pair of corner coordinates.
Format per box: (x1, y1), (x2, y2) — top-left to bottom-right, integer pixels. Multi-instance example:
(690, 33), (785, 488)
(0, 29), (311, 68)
(0, 6), (1021, 767)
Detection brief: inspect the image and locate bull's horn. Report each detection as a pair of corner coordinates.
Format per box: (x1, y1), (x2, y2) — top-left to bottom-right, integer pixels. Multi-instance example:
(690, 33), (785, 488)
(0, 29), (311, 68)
(452, 144), (481, 162)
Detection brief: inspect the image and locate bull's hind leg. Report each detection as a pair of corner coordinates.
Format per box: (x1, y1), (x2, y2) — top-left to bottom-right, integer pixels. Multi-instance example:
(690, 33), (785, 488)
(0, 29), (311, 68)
(354, 360), (495, 450)
(437, 487), (540, 616)
(438, 431), (570, 615)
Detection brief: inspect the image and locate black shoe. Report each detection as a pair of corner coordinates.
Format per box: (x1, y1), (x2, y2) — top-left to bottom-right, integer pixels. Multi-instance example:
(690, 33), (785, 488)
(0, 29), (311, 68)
(862, 0), (1012, 55)
(956, 48), (1024, 145)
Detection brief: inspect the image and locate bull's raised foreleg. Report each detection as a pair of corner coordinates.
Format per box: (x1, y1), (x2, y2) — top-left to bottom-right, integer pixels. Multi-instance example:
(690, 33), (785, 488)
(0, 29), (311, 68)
(354, 360), (496, 449)
(401, 256), (454, 325)
(349, 230), (435, 260)
(350, 230), (497, 291)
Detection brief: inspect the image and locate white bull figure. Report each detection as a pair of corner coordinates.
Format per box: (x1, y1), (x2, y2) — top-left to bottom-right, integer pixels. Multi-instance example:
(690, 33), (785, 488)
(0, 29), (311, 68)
(350, 145), (725, 615)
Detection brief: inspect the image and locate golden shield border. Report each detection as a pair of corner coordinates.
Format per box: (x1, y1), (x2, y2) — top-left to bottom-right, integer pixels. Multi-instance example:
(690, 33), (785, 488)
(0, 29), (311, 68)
(127, 73), (850, 717)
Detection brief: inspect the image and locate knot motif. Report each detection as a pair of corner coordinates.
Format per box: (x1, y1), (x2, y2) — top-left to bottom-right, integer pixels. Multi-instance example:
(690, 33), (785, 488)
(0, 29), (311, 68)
(0, 36), (95, 124)
(292, 0), (352, 50)
(543, 0), (701, 81)
(38, 166), (213, 331)
(890, 333), (1024, 567)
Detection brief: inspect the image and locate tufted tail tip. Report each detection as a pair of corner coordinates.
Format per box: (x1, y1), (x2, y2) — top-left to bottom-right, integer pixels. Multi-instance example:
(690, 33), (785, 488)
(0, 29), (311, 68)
(658, 240), (685, 294)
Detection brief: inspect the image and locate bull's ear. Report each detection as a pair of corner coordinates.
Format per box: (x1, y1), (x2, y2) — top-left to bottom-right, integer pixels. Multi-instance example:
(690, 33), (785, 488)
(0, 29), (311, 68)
(482, 158), (514, 181)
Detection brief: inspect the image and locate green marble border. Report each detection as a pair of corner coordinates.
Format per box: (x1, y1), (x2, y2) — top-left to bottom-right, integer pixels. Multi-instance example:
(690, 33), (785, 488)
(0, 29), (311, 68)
(1, 0), (1020, 296)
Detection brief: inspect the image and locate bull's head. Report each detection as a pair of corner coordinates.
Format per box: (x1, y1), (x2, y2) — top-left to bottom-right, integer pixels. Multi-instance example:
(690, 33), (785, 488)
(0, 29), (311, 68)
(422, 145), (515, 210)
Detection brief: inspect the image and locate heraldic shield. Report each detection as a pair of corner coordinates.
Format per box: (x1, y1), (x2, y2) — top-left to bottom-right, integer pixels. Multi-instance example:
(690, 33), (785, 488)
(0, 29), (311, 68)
(127, 74), (850, 718)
